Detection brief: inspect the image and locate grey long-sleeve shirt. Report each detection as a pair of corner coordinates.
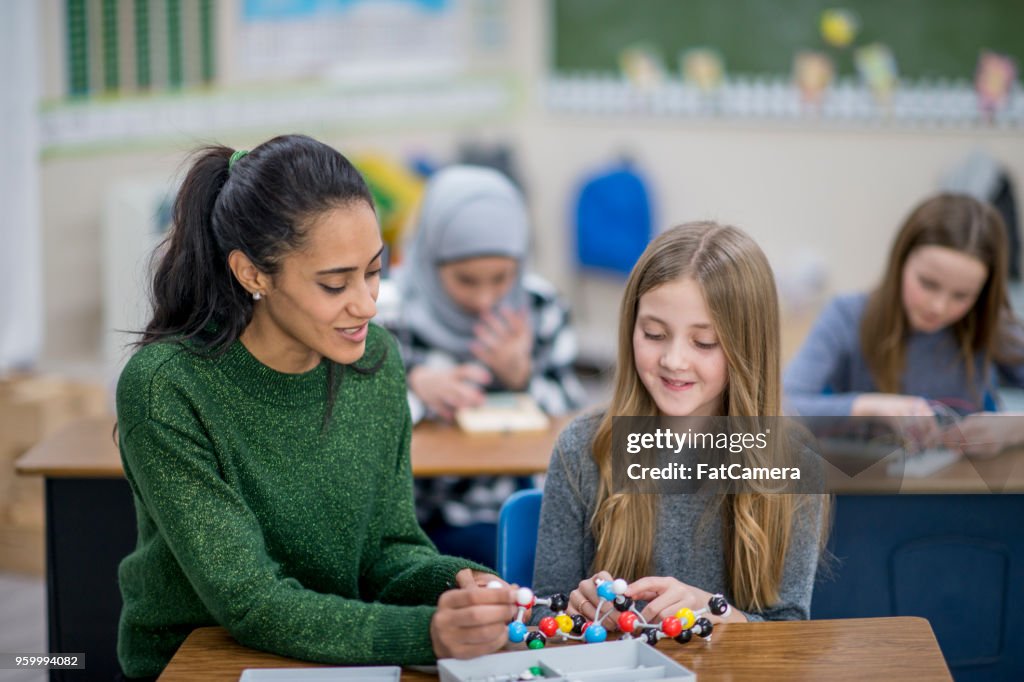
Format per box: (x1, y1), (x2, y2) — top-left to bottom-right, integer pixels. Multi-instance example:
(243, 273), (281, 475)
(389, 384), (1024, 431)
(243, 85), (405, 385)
(532, 412), (826, 622)
(783, 293), (1024, 417)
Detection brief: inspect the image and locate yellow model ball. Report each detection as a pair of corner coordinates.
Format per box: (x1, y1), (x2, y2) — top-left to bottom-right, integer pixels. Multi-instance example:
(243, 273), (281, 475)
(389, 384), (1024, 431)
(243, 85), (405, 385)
(675, 607), (697, 629)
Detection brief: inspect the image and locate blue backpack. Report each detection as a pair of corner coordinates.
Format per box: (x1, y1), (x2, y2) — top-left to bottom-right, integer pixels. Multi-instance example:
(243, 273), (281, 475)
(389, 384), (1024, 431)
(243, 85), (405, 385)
(574, 163), (653, 276)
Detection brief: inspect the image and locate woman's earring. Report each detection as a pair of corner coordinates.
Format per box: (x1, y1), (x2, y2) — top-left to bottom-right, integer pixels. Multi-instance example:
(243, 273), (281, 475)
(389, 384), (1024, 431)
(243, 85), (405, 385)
(252, 291), (262, 301)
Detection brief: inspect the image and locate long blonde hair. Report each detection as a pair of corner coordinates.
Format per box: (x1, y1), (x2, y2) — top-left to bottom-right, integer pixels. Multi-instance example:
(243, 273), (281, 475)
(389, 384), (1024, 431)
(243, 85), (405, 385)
(862, 193), (1018, 396)
(590, 222), (818, 612)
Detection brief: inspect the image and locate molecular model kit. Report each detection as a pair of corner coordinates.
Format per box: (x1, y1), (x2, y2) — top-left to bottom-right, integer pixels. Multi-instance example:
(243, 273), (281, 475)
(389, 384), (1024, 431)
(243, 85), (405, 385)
(492, 578), (730, 650)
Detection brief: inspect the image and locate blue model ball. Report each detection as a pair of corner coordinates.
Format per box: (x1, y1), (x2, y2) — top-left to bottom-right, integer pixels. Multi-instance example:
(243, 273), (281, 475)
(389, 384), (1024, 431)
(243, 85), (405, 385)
(508, 621), (528, 643)
(596, 582), (616, 601)
(584, 624), (608, 643)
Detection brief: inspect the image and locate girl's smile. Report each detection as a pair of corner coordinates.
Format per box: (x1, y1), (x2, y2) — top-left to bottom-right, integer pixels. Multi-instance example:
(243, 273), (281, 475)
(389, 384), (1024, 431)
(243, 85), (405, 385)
(633, 277), (728, 418)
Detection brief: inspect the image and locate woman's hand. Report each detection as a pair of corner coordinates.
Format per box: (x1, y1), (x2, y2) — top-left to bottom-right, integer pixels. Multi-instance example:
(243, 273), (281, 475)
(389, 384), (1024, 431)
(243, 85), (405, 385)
(471, 308), (533, 390)
(408, 364), (491, 421)
(430, 569), (516, 659)
(626, 576), (747, 625)
(565, 571), (619, 629)
(947, 411), (1024, 458)
(471, 571), (509, 588)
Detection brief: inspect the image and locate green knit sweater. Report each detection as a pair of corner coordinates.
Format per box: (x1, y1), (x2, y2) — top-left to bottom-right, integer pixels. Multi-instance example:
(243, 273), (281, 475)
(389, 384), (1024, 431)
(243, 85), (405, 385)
(115, 324), (486, 678)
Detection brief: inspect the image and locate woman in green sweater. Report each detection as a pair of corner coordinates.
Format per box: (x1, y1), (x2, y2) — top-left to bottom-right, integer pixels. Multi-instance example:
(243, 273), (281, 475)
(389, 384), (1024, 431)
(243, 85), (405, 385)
(115, 134), (517, 680)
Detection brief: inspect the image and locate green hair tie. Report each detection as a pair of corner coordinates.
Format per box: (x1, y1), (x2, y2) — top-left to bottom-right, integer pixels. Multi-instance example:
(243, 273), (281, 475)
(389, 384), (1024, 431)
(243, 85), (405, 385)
(228, 149), (249, 172)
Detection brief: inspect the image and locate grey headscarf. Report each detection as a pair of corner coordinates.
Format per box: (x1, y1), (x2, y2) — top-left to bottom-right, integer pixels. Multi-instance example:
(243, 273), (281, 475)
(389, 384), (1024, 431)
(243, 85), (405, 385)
(399, 165), (530, 357)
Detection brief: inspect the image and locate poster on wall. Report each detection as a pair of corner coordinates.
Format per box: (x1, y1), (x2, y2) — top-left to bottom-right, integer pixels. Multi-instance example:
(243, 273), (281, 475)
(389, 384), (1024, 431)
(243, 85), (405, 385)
(238, 0), (467, 84)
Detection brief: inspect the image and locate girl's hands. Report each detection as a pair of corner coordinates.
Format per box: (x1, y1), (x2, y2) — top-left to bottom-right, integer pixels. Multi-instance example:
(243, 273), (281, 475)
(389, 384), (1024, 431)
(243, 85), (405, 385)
(471, 308), (533, 390)
(430, 569), (517, 659)
(626, 576), (747, 625)
(565, 571), (619, 629)
(851, 393), (942, 449)
(947, 411), (1024, 458)
(408, 364), (492, 421)
(851, 393), (936, 419)
(564, 573), (746, 630)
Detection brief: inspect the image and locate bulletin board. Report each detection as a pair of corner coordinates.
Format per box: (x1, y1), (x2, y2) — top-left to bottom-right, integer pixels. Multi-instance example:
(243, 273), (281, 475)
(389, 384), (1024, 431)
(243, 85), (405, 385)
(552, 0), (1024, 81)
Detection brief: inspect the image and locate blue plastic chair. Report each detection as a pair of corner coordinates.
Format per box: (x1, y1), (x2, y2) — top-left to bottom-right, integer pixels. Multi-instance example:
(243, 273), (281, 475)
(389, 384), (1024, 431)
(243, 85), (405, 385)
(496, 489), (544, 586)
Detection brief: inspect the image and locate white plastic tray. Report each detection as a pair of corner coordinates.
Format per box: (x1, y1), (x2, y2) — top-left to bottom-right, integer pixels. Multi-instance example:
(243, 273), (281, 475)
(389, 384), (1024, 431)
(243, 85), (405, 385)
(438, 639), (696, 682)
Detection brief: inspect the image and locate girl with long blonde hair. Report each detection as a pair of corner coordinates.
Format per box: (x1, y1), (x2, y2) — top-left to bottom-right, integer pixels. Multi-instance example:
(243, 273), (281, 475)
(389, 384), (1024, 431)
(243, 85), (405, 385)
(533, 222), (828, 625)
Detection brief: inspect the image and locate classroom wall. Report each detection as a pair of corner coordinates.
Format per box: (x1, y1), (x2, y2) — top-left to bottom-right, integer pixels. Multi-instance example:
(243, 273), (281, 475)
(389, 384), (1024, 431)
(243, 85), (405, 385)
(36, 0), (535, 374)
(1, 1), (44, 371)
(35, 0), (1024, 377)
(516, 120), (1024, 356)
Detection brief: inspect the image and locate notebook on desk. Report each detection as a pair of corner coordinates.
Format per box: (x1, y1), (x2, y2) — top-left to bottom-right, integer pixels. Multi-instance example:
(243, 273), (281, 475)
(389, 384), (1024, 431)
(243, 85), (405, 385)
(890, 447), (962, 477)
(455, 393), (550, 433)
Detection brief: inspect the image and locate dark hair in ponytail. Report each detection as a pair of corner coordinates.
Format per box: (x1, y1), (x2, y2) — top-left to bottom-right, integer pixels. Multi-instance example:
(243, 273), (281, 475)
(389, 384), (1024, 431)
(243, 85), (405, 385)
(141, 133), (375, 352)
(137, 135), (380, 426)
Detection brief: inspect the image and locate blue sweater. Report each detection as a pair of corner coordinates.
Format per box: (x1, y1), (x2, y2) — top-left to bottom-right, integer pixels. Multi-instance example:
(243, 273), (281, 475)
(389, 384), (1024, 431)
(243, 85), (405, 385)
(783, 293), (1024, 416)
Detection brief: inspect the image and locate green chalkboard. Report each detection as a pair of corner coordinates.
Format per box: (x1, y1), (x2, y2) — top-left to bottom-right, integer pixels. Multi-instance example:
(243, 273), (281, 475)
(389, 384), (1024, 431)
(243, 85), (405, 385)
(553, 0), (1024, 81)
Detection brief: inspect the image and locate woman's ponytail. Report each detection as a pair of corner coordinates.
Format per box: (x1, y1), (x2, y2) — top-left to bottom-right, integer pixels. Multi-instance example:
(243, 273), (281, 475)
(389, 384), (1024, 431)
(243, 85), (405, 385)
(142, 146), (251, 351)
(138, 134), (374, 355)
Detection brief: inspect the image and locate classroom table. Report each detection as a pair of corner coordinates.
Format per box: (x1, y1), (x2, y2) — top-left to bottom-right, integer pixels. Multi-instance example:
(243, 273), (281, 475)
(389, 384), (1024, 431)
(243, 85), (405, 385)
(14, 414), (570, 682)
(156, 617), (952, 681)
(14, 413), (571, 479)
(16, 416), (1024, 681)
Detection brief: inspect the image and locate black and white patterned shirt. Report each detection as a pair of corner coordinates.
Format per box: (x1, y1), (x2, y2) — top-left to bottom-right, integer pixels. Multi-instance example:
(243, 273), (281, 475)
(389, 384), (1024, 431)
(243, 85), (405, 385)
(378, 274), (586, 526)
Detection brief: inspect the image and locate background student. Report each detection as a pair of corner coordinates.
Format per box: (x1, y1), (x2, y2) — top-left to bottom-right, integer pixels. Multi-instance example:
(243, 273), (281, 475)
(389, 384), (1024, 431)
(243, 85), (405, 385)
(784, 193), (1024, 456)
(382, 165), (585, 567)
(115, 135), (515, 680)
(533, 222), (827, 626)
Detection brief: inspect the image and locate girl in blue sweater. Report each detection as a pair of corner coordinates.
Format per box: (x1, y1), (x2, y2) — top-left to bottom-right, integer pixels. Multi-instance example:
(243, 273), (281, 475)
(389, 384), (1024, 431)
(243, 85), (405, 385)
(784, 193), (1024, 456)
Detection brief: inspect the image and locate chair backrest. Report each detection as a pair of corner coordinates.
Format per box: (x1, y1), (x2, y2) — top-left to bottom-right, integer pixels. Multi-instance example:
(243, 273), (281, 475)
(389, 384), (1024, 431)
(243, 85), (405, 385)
(496, 489), (544, 586)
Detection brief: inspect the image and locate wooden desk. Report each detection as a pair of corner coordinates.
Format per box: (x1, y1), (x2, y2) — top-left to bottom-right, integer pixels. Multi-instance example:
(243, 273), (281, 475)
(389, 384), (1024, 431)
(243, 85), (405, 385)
(825, 441), (1024, 494)
(26, 413), (1021, 489)
(14, 414), (569, 681)
(409, 416), (570, 477)
(15, 414), (570, 479)
(14, 418), (132, 682)
(17, 418), (1023, 680)
(158, 618), (951, 681)
(14, 416), (120, 477)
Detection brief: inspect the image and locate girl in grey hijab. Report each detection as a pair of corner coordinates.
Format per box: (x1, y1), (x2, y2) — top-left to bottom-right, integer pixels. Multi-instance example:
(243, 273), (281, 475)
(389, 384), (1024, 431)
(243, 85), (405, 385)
(387, 165), (585, 567)
(398, 165), (548, 420)
(401, 166), (529, 356)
